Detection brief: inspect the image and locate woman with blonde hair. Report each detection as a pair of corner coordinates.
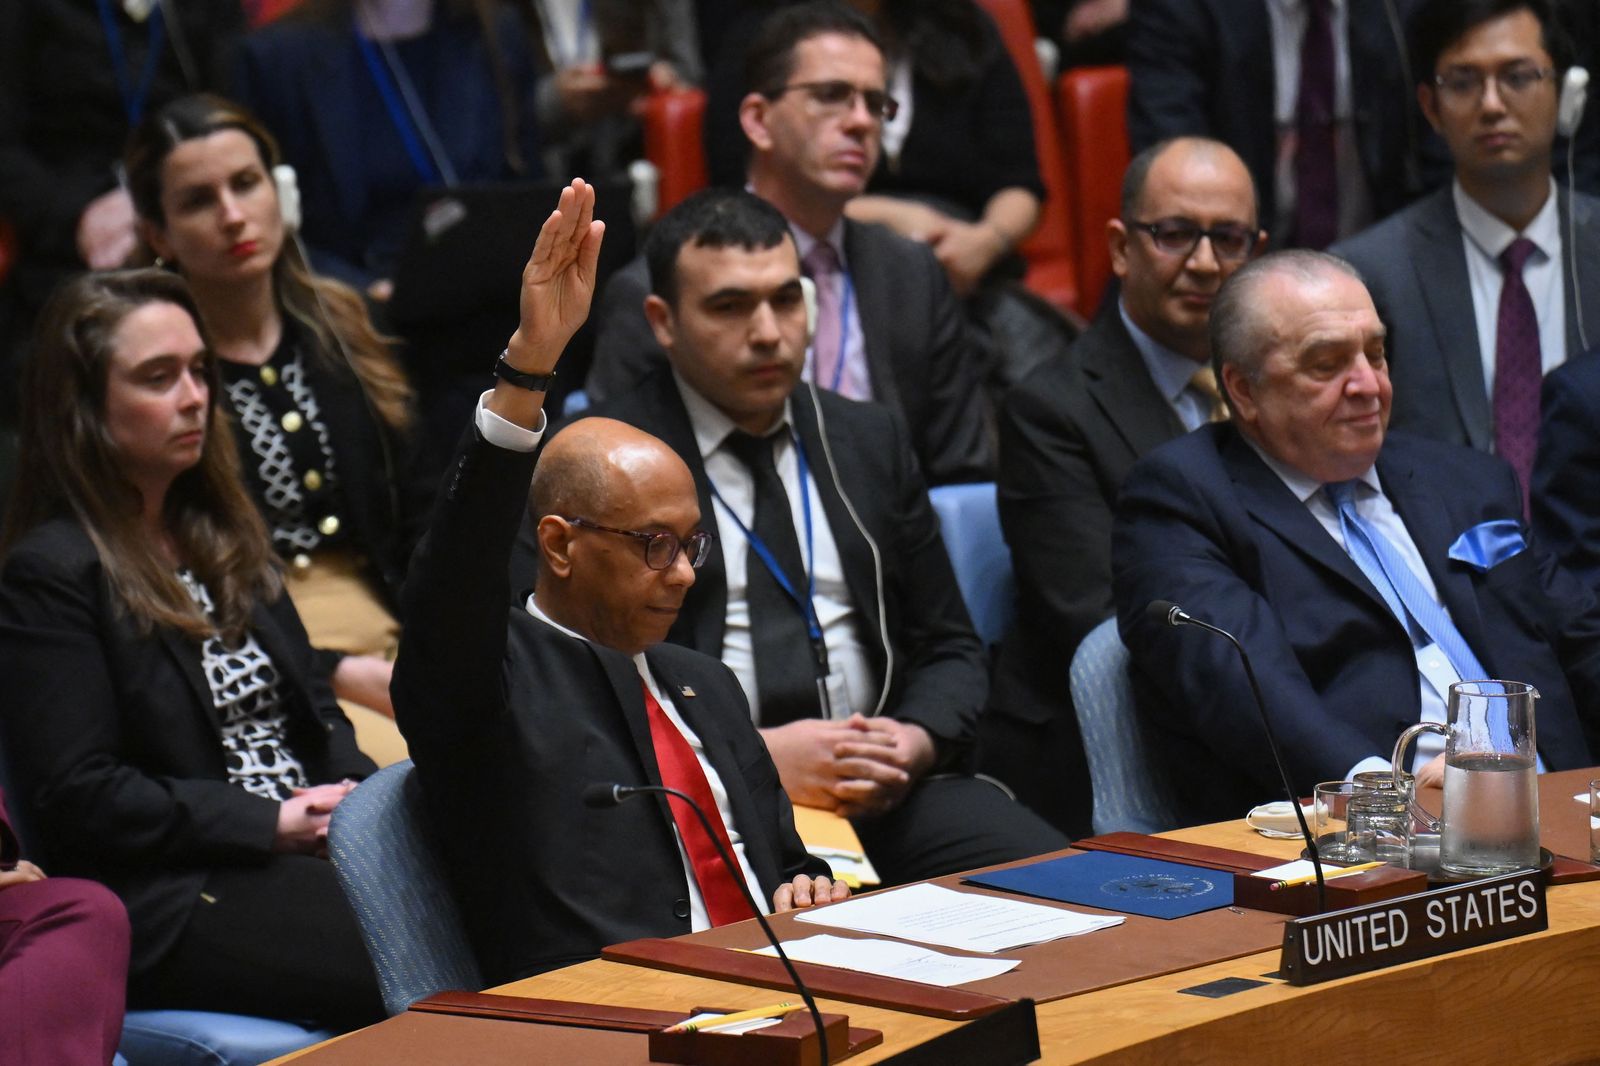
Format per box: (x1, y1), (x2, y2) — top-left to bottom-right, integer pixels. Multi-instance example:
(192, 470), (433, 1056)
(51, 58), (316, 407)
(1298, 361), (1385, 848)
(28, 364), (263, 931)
(0, 268), (381, 1024)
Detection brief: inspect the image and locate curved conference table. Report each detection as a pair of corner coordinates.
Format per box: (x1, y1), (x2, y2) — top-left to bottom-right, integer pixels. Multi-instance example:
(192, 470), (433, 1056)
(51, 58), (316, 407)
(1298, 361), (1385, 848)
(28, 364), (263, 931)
(276, 770), (1600, 1064)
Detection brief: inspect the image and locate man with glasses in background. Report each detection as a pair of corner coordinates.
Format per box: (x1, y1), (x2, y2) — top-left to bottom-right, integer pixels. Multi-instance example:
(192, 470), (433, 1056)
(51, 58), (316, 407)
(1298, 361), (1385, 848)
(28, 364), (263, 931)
(979, 137), (1265, 836)
(394, 180), (844, 986)
(1334, 0), (1600, 507)
(585, 1), (992, 486)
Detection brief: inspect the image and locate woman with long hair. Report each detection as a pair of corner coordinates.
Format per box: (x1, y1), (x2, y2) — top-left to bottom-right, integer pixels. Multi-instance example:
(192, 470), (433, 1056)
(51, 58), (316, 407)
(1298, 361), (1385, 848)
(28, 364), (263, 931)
(0, 269), (381, 1025)
(125, 93), (432, 733)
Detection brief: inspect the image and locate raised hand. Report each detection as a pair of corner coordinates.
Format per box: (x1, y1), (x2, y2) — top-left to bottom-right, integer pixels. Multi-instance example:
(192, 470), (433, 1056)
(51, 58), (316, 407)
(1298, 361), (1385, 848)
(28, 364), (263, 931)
(506, 177), (606, 370)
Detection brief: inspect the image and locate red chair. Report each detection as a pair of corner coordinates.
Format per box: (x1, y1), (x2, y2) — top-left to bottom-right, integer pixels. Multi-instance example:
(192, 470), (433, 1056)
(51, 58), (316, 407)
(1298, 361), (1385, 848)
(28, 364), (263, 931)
(640, 88), (710, 219)
(1055, 65), (1130, 318)
(246, 0), (304, 27)
(973, 0), (1079, 313)
(0, 219), (16, 291)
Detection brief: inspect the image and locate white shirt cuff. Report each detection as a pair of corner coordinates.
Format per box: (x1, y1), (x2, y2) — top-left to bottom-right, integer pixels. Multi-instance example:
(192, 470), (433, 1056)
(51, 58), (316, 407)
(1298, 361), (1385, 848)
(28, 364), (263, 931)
(474, 389), (548, 452)
(1346, 755), (1392, 782)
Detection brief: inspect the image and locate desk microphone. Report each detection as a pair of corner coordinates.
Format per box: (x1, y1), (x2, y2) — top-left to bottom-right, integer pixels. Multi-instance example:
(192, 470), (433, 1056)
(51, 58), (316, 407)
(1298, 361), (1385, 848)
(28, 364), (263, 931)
(1145, 600), (1327, 911)
(582, 782), (830, 1064)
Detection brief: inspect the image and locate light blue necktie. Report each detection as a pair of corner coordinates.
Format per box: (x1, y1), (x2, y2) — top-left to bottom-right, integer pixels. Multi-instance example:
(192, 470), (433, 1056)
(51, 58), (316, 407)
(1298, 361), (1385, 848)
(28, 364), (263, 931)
(1325, 480), (1489, 683)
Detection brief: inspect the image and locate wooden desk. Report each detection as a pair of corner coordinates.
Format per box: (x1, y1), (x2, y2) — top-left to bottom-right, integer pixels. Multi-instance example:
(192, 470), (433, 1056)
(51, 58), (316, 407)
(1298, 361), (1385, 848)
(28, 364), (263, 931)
(274, 816), (1600, 1064)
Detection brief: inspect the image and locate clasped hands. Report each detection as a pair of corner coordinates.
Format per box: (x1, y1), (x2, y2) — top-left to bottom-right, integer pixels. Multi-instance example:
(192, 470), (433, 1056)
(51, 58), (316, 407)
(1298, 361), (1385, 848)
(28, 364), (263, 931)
(273, 779), (360, 858)
(762, 713), (936, 819)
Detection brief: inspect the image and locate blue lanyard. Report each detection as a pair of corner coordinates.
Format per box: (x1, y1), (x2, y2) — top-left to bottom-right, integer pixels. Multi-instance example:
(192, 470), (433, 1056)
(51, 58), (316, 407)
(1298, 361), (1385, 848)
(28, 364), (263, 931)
(826, 272), (856, 392)
(355, 29), (442, 184)
(709, 431), (827, 670)
(96, 0), (166, 126)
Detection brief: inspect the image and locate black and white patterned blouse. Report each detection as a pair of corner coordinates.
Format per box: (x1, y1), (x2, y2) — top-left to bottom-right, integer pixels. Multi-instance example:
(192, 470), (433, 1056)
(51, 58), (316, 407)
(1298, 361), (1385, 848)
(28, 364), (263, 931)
(221, 330), (346, 565)
(178, 570), (310, 801)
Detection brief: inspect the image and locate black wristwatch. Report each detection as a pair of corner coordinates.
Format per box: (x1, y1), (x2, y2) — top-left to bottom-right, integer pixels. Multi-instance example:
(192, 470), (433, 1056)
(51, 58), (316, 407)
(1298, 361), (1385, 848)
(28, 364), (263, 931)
(493, 349), (557, 392)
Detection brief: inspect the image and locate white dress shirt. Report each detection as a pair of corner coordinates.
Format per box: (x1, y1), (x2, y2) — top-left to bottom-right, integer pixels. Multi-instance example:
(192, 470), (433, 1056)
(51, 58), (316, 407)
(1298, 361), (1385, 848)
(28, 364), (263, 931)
(1454, 178), (1568, 392)
(1264, 0), (1374, 240)
(673, 375), (877, 723)
(473, 392), (769, 932)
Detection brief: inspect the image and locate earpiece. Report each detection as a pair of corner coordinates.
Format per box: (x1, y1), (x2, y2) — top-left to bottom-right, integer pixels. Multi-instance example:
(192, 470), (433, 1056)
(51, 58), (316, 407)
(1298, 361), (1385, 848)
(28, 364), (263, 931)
(273, 164), (302, 234)
(1558, 66), (1589, 140)
(799, 275), (818, 337)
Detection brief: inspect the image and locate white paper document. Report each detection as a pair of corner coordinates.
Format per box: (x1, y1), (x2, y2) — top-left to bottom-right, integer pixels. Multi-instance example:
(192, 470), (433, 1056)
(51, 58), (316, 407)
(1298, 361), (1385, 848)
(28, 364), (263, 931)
(754, 934), (1019, 987)
(1251, 859), (1320, 880)
(793, 882), (1123, 953)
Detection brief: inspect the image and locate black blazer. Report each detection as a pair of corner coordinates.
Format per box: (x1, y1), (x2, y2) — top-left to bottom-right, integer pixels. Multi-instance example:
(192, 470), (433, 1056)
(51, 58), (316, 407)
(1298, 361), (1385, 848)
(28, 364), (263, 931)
(560, 369), (988, 765)
(1333, 185), (1600, 450)
(0, 0), (243, 308)
(1113, 426), (1600, 823)
(583, 219), (994, 485)
(990, 310), (1187, 729)
(0, 520), (374, 974)
(224, 343), (434, 613)
(1534, 350), (1600, 592)
(1127, 0), (1435, 236)
(394, 429), (825, 985)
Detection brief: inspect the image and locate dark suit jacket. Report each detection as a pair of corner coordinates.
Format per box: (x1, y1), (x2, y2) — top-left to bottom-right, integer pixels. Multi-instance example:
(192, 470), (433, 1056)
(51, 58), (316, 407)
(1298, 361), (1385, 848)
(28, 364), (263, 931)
(991, 310), (1188, 728)
(1534, 350), (1600, 591)
(393, 428), (824, 985)
(562, 370), (989, 765)
(1112, 426), (1600, 824)
(0, 520), (373, 974)
(224, 341), (434, 613)
(1127, 0), (1434, 235)
(1333, 185), (1600, 450)
(234, 8), (539, 288)
(0, 0), (243, 308)
(583, 220), (994, 486)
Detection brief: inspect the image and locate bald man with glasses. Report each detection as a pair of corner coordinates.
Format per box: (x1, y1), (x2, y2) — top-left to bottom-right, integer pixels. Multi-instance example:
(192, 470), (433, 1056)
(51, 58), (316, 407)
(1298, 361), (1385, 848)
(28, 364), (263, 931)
(393, 179), (843, 987)
(979, 137), (1265, 837)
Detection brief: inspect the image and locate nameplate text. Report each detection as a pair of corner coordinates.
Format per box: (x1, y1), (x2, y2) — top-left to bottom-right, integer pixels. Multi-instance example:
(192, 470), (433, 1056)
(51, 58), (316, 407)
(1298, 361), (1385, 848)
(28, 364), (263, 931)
(1280, 869), (1546, 985)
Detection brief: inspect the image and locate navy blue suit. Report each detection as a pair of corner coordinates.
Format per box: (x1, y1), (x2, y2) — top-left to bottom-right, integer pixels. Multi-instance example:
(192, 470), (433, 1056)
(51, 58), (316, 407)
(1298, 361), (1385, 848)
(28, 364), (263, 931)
(1112, 425), (1600, 825)
(1534, 351), (1600, 592)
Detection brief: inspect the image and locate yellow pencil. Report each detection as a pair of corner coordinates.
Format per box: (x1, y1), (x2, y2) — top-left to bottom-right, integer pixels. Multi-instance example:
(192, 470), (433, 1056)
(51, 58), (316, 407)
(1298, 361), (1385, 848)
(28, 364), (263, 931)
(663, 1002), (803, 1034)
(1269, 861), (1386, 891)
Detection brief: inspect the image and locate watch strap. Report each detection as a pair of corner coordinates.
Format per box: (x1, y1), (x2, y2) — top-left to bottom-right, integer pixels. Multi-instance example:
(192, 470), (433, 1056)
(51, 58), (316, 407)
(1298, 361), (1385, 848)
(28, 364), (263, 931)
(493, 350), (557, 392)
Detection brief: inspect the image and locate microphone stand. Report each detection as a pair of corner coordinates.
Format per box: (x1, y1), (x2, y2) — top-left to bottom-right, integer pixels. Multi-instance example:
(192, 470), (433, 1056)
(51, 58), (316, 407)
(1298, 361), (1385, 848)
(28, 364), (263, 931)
(1148, 601), (1327, 912)
(587, 783), (830, 1064)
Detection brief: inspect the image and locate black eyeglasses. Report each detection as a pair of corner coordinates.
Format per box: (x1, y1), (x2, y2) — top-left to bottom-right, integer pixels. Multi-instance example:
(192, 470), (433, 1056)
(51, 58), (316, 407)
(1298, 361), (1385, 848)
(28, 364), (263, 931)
(1434, 63), (1556, 107)
(1128, 218), (1258, 262)
(561, 517), (714, 571)
(774, 80), (899, 121)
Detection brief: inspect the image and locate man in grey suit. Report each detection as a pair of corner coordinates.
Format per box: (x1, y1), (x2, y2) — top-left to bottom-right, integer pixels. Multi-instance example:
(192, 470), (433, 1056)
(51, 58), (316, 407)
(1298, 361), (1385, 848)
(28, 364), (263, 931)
(978, 137), (1265, 836)
(1333, 0), (1600, 504)
(583, 3), (992, 485)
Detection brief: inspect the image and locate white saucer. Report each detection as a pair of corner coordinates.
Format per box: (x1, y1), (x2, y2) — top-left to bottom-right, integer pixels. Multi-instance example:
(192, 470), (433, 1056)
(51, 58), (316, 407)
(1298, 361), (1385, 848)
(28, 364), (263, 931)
(1245, 801), (1315, 839)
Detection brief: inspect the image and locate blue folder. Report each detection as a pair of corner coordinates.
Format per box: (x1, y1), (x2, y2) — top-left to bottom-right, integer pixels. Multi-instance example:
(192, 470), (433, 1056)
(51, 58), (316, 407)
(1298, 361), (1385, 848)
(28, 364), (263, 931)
(964, 852), (1234, 920)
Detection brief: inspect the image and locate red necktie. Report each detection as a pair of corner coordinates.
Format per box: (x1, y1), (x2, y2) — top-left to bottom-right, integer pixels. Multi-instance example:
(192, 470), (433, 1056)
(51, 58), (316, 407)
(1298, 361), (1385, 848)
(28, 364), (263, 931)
(640, 679), (753, 926)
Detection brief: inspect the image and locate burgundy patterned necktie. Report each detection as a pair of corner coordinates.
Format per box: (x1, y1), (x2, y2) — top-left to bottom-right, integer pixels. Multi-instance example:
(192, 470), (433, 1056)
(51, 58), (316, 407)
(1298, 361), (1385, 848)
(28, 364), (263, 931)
(1295, 0), (1339, 249)
(1493, 237), (1541, 518)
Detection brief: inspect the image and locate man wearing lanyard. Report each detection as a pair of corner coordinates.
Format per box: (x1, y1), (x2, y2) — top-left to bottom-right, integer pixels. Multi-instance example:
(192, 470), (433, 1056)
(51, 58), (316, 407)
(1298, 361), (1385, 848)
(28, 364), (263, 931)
(568, 188), (1065, 885)
(585, 2), (992, 487)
